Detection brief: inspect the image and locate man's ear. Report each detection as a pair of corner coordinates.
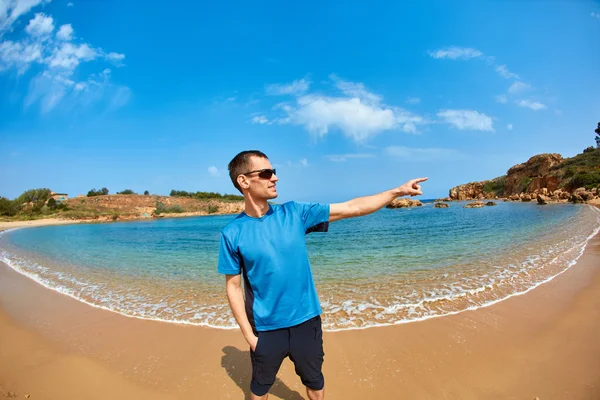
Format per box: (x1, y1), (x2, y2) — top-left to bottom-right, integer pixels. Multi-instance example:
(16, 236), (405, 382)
(237, 175), (249, 190)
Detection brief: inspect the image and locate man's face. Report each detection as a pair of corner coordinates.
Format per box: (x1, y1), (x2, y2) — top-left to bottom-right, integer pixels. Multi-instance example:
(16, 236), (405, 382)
(241, 156), (278, 200)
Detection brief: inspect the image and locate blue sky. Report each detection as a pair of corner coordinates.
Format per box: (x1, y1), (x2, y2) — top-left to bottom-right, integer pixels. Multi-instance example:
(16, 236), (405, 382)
(1, 0), (599, 202)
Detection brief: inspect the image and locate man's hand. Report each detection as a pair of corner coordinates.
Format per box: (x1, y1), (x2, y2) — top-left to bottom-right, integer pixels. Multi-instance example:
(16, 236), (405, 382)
(397, 177), (428, 197)
(247, 334), (258, 352)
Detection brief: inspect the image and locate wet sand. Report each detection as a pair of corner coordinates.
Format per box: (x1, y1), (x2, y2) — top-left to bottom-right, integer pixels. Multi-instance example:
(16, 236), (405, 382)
(1, 218), (600, 399)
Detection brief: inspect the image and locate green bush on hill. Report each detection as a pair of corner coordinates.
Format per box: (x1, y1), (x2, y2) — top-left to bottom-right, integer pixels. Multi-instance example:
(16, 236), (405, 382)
(483, 176), (506, 196)
(0, 197), (18, 217)
(87, 188), (109, 197)
(568, 172), (600, 190)
(117, 189), (136, 195)
(170, 189), (243, 201)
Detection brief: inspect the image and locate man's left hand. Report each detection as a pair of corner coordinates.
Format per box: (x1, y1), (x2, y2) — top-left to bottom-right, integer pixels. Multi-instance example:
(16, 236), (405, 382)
(398, 177), (428, 197)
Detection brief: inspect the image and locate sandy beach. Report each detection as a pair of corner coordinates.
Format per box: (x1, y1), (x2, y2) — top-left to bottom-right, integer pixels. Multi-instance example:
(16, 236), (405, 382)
(1, 215), (600, 399)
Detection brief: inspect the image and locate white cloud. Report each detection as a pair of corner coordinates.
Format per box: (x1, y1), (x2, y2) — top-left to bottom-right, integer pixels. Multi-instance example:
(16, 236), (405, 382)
(385, 146), (464, 162)
(495, 64), (519, 79)
(428, 46), (484, 60)
(0, 1), (129, 113)
(251, 115), (270, 124)
(105, 51), (125, 64)
(265, 78), (310, 96)
(46, 42), (97, 70)
(282, 95), (422, 142)
(507, 124), (513, 130)
(0, 0), (50, 35)
(208, 166), (220, 177)
(67, 2), (73, 6)
(517, 99), (546, 111)
(56, 23), (73, 40)
(324, 153), (375, 162)
(299, 158), (308, 167)
(330, 74), (381, 105)
(495, 94), (508, 104)
(437, 109), (494, 131)
(258, 77), (426, 142)
(508, 81), (530, 94)
(592, 12), (600, 20)
(25, 12), (53, 37)
(406, 97), (420, 104)
(0, 40), (43, 73)
(25, 71), (71, 112)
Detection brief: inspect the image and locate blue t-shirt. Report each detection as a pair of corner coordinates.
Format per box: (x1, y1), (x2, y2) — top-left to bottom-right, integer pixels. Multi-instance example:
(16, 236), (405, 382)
(218, 201), (330, 332)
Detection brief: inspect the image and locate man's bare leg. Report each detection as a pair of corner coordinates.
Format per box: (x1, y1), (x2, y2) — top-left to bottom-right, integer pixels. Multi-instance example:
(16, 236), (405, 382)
(250, 393), (268, 400)
(307, 387), (324, 400)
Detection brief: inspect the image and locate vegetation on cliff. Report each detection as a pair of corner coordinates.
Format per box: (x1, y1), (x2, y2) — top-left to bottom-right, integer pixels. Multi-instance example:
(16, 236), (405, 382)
(0, 189), (243, 221)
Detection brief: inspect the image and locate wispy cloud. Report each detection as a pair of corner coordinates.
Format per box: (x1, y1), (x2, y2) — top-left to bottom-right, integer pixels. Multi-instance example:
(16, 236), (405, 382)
(208, 166), (221, 177)
(330, 74), (381, 104)
(437, 109), (494, 131)
(0, 1), (129, 113)
(592, 12), (600, 20)
(516, 99), (546, 111)
(495, 94), (508, 104)
(508, 81), (530, 94)
(324, 153), (375, 162)
(385, 146), (465, 162)
(429, 46), (544, 106)
(495, 64), (519, 79)
(507, 124), (513, 130)
(0, 0), (50, 35)
(251, 115), (270, 124)
(428, 47), (484, 60)
(265, 78), (310, 96)
(67, 2), (74, 6)
(406, 97), (421, 104)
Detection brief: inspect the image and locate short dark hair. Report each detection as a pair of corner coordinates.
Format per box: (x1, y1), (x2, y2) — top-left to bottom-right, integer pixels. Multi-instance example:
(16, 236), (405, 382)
(228, 150), (269, 193)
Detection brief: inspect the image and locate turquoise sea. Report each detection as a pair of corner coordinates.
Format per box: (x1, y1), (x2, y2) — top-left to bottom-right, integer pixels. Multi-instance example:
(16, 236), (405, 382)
(1, 201), (599, 331)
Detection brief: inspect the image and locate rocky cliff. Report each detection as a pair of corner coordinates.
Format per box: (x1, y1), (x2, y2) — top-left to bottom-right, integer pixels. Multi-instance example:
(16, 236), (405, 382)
(448, 149), (600, 203)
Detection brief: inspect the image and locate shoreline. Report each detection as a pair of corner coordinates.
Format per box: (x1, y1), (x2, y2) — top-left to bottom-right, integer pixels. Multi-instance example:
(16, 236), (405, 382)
(1, 205), (598, 332)
(1, 208), (600, 398)
(2, 198), (598, 231)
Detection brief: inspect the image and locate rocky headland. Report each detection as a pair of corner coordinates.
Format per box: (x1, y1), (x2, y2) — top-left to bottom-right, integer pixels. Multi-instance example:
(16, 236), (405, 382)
(448, 149), (600, 205)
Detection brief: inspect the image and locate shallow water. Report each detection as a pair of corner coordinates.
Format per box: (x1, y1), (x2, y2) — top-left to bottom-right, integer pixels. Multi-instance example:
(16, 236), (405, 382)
(1, 202), (598, 331)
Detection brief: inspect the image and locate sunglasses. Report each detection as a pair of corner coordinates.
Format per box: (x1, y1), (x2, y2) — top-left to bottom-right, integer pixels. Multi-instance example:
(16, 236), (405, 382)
(242, 168), (277, 179)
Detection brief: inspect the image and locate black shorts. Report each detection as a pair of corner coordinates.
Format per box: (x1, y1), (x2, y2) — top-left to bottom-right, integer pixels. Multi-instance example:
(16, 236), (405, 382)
(250, 315), (325, 396)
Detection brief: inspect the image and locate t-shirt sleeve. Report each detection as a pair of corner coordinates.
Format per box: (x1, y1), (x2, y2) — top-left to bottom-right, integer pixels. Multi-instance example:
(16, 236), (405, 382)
(218, 232), (241, 275)
(293, 202), (330, 233)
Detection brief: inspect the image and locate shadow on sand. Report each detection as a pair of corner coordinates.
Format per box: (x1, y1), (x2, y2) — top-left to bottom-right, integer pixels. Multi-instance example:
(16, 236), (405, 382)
(221, 346), (305, 400)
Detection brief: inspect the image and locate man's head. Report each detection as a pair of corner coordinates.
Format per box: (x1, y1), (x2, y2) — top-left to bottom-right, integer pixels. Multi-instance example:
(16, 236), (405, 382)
(228, 150), (278, 200)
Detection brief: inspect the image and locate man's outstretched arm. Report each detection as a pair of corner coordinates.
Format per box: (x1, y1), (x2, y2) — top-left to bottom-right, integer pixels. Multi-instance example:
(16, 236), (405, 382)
(329, 177), (428, 223)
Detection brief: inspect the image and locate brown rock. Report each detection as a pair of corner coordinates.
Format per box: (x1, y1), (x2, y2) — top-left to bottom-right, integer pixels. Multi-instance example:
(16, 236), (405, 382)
(537, 194), (551, 205)
(570, 193), (584, 203)
(387, 198), (423, 208)
(485, 201), (497, 206)
(504, 153), (563, 195)
(434, 202), (449, 208)
(464, 201), (485, 208)
(521, 194), (532, 202)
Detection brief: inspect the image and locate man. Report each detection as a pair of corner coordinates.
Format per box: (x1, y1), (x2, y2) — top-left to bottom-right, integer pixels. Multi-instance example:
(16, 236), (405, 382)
(218, 150), (426, 400)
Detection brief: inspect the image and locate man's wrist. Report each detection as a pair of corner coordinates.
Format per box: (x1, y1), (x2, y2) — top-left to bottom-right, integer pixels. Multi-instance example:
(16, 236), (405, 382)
(391, 187), (405, 198)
